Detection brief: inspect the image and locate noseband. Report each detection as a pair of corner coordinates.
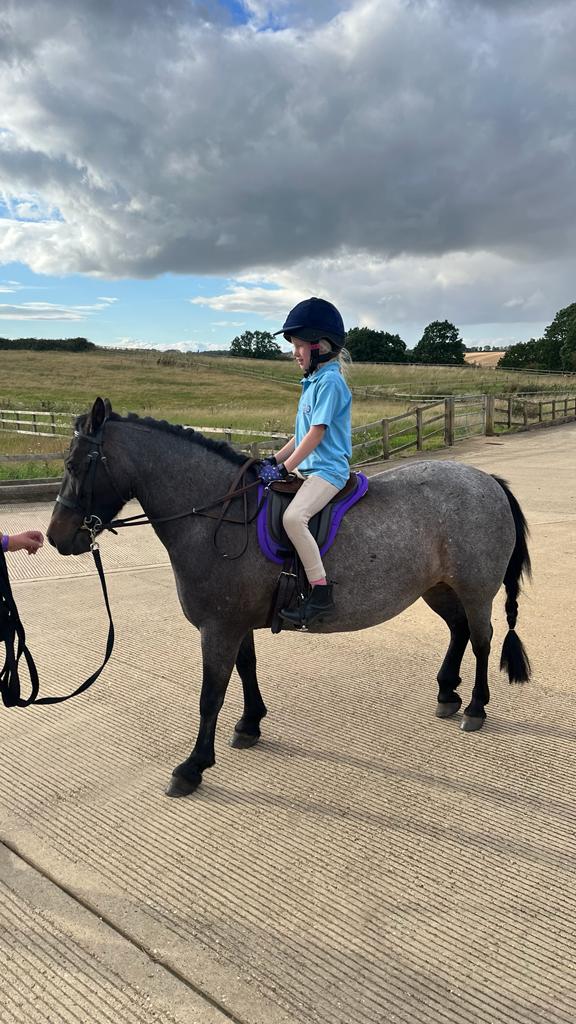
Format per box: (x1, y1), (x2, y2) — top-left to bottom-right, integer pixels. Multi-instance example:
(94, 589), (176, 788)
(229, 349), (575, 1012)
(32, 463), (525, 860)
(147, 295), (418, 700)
(55, 427), (127, 550)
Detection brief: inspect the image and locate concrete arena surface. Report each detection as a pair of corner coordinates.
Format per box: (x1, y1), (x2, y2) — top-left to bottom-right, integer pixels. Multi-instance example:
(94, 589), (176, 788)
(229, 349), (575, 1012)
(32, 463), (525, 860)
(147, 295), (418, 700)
(0, 424), (575, 1024)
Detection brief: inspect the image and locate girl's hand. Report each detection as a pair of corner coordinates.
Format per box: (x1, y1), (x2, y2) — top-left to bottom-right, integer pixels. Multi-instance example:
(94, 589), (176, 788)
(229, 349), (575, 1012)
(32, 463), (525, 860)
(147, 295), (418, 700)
(9, 531), (44, 555)
(258, 463), (289, 485)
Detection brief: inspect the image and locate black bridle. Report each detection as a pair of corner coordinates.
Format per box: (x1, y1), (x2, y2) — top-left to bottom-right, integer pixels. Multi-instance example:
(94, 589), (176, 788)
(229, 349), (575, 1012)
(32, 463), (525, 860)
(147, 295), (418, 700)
(1, 423), (262, 709)
(57, 425), (263, 556)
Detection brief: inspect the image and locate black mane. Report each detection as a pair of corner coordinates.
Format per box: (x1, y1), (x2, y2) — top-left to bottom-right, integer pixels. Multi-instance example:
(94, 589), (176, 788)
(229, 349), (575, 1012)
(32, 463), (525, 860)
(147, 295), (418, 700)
(76, 411), (248, 466)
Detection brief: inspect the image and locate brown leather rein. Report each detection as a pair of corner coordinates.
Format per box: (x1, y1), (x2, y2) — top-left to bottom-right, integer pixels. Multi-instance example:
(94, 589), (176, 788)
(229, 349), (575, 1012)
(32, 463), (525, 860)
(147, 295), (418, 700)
(102, 457), (264, 560)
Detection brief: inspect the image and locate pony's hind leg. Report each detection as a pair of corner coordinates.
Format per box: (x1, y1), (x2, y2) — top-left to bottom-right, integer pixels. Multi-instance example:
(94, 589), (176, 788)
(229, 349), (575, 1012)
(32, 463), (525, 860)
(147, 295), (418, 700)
(459, 599), (493, 733)
(231, 630), (268, 749)
(422, 584), (470, 719)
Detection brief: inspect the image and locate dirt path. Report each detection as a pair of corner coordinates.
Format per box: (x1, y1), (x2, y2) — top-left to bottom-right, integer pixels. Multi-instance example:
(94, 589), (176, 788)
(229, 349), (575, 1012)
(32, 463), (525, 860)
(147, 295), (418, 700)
(1, 423), (575, 1023)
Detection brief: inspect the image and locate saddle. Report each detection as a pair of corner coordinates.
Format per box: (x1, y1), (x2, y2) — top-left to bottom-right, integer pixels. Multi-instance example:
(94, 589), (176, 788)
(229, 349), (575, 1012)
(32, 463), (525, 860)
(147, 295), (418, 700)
(258, 471), (369, 633)
(267, 473), (360, 552)
(257, 471), (369, 566)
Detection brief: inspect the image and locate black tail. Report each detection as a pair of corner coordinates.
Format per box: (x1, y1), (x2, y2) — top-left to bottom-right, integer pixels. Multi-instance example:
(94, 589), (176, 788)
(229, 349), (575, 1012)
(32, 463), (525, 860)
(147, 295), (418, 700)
(493, 476), (532, 683)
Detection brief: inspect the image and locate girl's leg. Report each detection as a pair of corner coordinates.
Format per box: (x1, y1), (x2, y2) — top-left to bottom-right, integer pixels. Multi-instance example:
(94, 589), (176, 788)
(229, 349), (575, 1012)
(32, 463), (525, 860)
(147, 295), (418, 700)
(282, 475), (340, 584)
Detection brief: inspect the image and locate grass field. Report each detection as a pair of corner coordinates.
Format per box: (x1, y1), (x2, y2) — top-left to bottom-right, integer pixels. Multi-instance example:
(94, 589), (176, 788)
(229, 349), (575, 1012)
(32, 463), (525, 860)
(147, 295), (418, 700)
(1, 348), (576, 479)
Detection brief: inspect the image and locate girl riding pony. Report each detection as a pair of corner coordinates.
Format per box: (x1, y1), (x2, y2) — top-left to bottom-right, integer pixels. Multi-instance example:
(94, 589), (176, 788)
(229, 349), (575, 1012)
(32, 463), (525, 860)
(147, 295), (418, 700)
(258, 297), (352, 627)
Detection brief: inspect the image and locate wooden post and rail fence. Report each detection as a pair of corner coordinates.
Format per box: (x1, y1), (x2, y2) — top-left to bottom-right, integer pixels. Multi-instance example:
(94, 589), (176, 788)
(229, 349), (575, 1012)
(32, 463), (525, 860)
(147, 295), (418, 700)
(1, 394), (576, 474)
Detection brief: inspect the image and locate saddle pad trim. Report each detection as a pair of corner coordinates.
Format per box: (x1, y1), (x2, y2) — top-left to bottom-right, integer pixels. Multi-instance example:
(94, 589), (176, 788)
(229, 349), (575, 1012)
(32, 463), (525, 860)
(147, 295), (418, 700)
(257, 472), (369, 565)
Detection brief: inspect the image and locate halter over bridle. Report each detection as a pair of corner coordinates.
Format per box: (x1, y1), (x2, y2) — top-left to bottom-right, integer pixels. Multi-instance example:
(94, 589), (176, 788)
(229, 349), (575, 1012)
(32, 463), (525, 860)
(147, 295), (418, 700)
(1, 421), (262, 708)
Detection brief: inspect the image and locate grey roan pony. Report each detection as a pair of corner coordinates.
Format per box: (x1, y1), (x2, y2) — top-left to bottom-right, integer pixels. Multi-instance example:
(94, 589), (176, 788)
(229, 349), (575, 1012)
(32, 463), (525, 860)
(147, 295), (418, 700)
(47, 398), (531, 798)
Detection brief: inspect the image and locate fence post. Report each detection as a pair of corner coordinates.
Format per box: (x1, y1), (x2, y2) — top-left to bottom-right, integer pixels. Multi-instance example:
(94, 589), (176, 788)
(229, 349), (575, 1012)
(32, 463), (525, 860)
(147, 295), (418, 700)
(538, 402), (543, 422)
(444, 397), (455, 447)
(50, 413), (56, 434)
(564, 398), (568, 417)
(552, 400), (556, 420)
(507, 396), (513, 428)
(250, 442), (260, 458)
(225, 428), (232, 442)
(522, 402), (528, 428)
(416, 407), (423, 450)
(381, 419), (390, 460)
(484, 394), (495, 436)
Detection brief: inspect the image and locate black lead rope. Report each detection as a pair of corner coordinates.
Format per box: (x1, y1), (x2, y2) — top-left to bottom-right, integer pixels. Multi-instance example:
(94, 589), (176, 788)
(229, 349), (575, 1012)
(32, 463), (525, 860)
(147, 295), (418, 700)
(0, 456), (263, 709)
(0, 544), (115, 709)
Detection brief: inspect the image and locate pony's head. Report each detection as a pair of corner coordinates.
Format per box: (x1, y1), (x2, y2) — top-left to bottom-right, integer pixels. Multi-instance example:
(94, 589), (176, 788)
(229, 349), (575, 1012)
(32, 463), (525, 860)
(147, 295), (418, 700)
(47, 397), (127, 555)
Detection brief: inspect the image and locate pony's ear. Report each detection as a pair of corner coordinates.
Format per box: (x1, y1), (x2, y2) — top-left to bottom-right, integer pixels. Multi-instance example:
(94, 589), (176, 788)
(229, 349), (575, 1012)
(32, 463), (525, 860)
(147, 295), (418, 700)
(87, 397), (112, 434)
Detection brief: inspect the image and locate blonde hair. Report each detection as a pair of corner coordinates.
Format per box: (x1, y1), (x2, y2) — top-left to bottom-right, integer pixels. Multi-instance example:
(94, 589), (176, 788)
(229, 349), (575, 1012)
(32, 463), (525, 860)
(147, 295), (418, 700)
(318, 339), (352, 379)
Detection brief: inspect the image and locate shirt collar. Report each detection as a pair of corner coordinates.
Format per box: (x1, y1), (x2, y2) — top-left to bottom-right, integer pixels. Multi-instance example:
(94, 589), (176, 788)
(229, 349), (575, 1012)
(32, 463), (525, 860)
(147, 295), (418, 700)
(300, 360), (340, 385)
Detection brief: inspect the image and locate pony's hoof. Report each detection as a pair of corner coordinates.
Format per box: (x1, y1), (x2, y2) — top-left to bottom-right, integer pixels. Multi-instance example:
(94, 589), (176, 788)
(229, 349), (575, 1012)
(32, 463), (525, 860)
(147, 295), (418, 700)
(460, 715), (486, 733)
(230, 730), (260, 749)
(435, 700), (461, 719)
(165, 770), (202, 798)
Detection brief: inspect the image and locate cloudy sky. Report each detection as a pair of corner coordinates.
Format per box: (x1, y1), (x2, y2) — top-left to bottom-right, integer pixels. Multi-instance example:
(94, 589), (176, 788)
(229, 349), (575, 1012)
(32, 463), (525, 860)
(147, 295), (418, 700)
(0, 0), (575, 351)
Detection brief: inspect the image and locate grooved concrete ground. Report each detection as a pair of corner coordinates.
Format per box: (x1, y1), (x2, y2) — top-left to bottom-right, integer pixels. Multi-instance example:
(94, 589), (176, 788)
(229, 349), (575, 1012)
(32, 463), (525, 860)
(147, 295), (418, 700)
(1, 424), (575, 1024)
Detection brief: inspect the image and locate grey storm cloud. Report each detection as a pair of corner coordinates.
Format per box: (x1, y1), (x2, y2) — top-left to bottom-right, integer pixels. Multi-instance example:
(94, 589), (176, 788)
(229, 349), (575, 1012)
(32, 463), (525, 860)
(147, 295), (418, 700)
(0, 0), (575, 290)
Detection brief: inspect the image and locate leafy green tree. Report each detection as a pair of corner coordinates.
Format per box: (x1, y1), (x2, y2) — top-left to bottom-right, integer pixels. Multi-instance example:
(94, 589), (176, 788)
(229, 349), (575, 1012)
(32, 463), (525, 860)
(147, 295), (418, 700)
(498, 304), (576, 371)
(498, 339), (541, 369)
(412, 321), (465, 365)
(345, 327), (407, 363)
(548, 302), (576, 370)
(229, 330), (281, 359)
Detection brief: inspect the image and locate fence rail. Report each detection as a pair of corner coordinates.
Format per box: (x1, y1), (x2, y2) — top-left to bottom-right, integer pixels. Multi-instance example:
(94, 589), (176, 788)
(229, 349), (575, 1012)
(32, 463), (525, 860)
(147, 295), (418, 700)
(2, 394), (576, 472)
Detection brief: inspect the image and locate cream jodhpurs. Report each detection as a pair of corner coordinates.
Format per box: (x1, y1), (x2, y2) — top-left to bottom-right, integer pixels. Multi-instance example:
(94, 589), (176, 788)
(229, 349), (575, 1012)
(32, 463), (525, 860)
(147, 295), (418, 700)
(282, 474), (340, 583)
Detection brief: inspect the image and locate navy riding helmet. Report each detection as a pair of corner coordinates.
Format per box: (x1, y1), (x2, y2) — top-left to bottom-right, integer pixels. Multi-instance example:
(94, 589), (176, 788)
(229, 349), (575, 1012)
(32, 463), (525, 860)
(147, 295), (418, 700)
(274, 297), (346, 375)
(273, 297), (345, 349)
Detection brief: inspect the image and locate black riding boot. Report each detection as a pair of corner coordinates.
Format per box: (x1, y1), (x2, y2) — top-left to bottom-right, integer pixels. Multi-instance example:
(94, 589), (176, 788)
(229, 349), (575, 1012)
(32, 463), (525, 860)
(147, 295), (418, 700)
(280, 584), (335, 627)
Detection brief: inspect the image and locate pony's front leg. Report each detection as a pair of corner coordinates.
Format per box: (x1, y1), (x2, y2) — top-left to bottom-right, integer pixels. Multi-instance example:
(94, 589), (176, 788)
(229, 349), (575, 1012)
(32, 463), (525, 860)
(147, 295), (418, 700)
(231, 630), (268, 749)
(167, 624), (242, 798)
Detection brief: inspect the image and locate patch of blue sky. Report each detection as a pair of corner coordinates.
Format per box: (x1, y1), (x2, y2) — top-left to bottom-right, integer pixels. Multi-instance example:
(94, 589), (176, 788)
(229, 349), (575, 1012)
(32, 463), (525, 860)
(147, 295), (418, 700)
(218, 0), (251, 24)
(0, 194), (64, 222)
(0, 262), (285, 350)
(217, 0), (289, 30)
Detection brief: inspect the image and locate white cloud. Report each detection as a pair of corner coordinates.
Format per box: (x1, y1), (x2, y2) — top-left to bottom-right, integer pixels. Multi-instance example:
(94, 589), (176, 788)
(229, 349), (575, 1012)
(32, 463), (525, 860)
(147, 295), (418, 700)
(191, 250), (576, 336)
(0, 299), (118, 320)
(113, 336), (214, 352)
(114, 337), (156, 350)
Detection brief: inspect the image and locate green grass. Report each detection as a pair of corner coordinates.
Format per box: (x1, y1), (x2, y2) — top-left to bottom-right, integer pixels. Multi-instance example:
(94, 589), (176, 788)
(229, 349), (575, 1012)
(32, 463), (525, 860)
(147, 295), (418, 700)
(1, 348), (575, 479)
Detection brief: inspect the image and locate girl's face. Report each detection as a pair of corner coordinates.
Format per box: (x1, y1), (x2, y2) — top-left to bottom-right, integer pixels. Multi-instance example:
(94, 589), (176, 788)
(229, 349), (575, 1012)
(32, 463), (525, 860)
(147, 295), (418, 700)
(291, 337), (311, 371)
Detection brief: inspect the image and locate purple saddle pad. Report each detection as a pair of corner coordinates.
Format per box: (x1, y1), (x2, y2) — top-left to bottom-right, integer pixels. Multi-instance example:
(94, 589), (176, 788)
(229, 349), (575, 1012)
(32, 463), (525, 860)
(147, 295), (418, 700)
(257, 472), (369, 565)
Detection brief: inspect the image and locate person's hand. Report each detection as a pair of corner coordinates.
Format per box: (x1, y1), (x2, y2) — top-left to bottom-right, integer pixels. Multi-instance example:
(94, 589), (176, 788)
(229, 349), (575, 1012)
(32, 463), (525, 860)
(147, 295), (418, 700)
(258, 462), (289, 485)
(9, 531), (44, 555)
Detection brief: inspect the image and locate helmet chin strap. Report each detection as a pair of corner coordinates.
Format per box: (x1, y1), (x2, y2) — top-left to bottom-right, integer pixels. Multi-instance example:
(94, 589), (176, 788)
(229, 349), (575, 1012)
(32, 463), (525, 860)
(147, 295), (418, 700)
(305, 342), (333, 377)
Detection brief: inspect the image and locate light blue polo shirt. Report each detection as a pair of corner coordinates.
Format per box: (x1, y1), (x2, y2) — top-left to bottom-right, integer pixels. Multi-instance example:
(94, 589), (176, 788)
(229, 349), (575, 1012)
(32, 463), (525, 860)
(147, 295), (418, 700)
(295, 360), (352, 489)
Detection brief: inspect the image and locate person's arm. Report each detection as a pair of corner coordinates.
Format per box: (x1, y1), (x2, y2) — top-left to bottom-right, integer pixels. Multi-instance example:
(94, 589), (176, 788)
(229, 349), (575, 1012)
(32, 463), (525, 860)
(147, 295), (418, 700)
(1, 530), (44, 555)
(284, 425), (325, 473)
(274, 436), (296, 463)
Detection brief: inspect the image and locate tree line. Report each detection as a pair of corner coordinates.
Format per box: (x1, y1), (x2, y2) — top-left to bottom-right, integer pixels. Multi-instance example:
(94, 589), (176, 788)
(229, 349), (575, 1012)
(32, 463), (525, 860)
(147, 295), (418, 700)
(0, 337), (96, 352)
(498, 303), (576, 371)
(3, 301), (574, 369)
(229, 301), (576, 370)
(229, 320), (467, 364)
